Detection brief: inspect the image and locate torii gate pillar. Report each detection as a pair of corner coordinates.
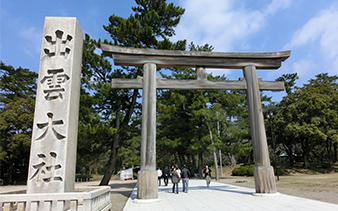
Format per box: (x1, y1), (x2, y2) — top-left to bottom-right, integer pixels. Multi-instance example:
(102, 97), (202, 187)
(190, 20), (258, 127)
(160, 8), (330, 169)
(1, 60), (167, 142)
(137, 63), (158, 199)
(244, 65), (277, 193)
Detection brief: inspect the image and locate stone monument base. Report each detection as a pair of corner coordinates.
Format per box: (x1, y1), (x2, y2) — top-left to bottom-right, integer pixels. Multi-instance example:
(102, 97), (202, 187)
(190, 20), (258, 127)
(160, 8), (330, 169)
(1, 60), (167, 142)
(133, 198), (162, 204)
(0, 186), (111, 211)
(252, 192), (282, 197)
(137, 170), (158, 199)
(254, 165), (277, 193)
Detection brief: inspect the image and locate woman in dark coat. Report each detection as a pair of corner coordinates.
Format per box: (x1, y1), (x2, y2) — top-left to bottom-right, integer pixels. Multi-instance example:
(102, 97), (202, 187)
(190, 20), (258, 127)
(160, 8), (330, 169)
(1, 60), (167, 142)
(172, 166), (179, 194)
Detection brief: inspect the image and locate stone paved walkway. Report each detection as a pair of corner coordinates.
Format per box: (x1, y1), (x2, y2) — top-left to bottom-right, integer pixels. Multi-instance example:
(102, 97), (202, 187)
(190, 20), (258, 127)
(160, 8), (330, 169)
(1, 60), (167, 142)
(123, 179), (338, 211)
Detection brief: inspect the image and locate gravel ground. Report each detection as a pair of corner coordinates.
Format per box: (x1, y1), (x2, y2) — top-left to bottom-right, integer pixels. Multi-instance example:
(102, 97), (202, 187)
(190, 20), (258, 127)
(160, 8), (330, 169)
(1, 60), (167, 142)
(218, 173), (338, 205)
(108, 180), (137, 211)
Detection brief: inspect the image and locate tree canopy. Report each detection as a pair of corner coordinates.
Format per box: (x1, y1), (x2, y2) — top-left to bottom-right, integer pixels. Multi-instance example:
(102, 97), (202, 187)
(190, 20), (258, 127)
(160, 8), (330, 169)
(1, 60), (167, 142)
(0, 62), (37, 184)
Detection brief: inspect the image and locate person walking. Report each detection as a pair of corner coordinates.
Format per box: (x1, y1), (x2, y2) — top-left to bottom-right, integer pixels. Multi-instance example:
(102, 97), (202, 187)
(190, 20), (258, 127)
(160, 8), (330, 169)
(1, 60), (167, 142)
(170, 165), (174, 184)
(157, 168), (163, 186)
(176, 167), (181, 182)
(163, 166), (170, 186)
(203, 165), (212, 187)
(194, 168), (199, 179)
(171, 166), (179, 194)
(181, 165), (191, 193)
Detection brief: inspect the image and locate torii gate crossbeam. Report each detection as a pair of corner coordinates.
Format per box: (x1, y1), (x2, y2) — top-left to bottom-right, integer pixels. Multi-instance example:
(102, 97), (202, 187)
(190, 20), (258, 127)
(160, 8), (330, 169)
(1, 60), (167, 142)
(101, 44), (290, 200)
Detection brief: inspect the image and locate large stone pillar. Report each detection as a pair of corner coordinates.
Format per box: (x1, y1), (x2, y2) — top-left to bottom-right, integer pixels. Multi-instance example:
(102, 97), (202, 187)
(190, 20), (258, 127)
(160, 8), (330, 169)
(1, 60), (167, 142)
(137, 63), (158, 199)
(27, 17), (83, 194)
(243, 65), (277, 194)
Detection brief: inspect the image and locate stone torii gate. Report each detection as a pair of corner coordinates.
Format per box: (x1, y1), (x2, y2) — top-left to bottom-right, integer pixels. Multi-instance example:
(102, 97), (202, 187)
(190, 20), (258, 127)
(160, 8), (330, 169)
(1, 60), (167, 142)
(101, 44), (290, 200)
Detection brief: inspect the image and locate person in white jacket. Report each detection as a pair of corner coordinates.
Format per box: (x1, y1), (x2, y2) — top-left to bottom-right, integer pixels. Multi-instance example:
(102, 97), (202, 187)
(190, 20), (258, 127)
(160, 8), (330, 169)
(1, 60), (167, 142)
(157, 168), (163, 186)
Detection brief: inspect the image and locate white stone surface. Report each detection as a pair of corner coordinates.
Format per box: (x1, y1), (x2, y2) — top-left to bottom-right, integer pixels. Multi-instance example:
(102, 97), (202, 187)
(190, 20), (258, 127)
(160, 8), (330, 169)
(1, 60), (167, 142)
(0, 186), (111, 211)
(27, 17), (83, 194)
(123, 179), (338, 211)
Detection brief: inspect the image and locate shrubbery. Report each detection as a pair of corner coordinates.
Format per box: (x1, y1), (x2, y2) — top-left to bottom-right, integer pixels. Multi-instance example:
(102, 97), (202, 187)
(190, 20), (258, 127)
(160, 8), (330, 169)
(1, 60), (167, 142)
(232, 164), (285, 176)
(232, 165), (254, 176)
(75, 174), (92, 182)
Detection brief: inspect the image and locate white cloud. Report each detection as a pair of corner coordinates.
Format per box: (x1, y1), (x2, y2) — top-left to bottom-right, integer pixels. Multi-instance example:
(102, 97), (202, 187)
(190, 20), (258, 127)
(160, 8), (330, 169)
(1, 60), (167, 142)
(285, 4), (338, 49)
(172, 0), (292, 78)
(174, 0), (292, 53)
(265, 0), (292, 15)
(285, 3), (338, 74)
(19, 26), (43, 58)
(174, 0), (265, 52)
(292, 59), (316, 78)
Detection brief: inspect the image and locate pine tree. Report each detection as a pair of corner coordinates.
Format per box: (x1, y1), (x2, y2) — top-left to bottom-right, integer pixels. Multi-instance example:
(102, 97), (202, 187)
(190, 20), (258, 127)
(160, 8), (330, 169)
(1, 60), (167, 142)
(0, 62), (37, 184)
(80, 0), (186, 185)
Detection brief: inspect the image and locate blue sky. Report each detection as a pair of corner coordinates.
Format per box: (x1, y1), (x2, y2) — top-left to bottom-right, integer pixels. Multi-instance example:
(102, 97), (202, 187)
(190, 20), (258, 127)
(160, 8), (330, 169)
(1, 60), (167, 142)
(1, 0), (338, 101)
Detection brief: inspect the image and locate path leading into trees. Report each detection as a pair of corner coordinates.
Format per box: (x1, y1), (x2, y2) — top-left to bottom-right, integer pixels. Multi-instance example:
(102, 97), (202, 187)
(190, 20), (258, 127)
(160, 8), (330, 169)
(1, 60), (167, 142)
(122, 179), (338, 211)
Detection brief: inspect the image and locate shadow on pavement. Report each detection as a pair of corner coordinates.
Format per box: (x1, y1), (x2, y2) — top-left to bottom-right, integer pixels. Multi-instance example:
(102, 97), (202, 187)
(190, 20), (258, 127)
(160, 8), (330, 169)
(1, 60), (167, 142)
(158, 184), (254, 196)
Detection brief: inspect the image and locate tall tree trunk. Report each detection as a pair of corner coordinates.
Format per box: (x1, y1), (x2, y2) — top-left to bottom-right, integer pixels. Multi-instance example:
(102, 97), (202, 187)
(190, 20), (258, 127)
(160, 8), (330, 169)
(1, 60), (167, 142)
(192, 154), (196, 171)
(302, 139), (310, 169)
(303, 153), (310, 169)
(283, 143), (294, 167)
(334, 143), (338, 163)
(99, 142), (119, 185)
(9, 162), (13, 184)
(198, 152), (203, 179)
(99, 90), (138, 185)
(100, 105), (121, 186)
(328, 140), (332, 165)
(228, 153), (237, 167)
(219, 149), (223, 177)
(206, 122), (219, 180)
(202, 99), (219, 181)
(179, 154), (184, 167)
(289, 153), (294, 167)
(174, 153), (178, 166)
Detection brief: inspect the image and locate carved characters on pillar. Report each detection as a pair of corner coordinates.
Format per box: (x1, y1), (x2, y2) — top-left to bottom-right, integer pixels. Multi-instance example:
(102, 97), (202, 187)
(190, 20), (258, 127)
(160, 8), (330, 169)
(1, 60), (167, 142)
(29, 28), (74, 185)
(40, 68), (70, 100)
(44, 29), (73, 59)
(35, 112), (66, 141)
(30, 152), (62, 183)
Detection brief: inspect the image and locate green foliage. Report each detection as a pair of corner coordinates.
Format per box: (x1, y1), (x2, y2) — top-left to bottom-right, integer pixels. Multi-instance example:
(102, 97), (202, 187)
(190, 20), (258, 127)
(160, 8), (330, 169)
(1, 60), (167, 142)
(276, 73), (299, 95)
(232, 165), (254, 176)
(79, 0), (188, 184)
(156, 43), (253, 168)
(274, 166), (285, 176)
(118, 135), (141, 169)
(104, 0), (185, 48)
(0, 62), (37, 184)
(273, 73), (338, 168)
(0, 62), (37, 106)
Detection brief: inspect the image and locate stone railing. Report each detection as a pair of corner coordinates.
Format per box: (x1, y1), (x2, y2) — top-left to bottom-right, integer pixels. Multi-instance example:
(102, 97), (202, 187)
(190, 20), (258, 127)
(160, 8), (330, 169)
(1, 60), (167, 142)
(0, 186), (111, 211)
